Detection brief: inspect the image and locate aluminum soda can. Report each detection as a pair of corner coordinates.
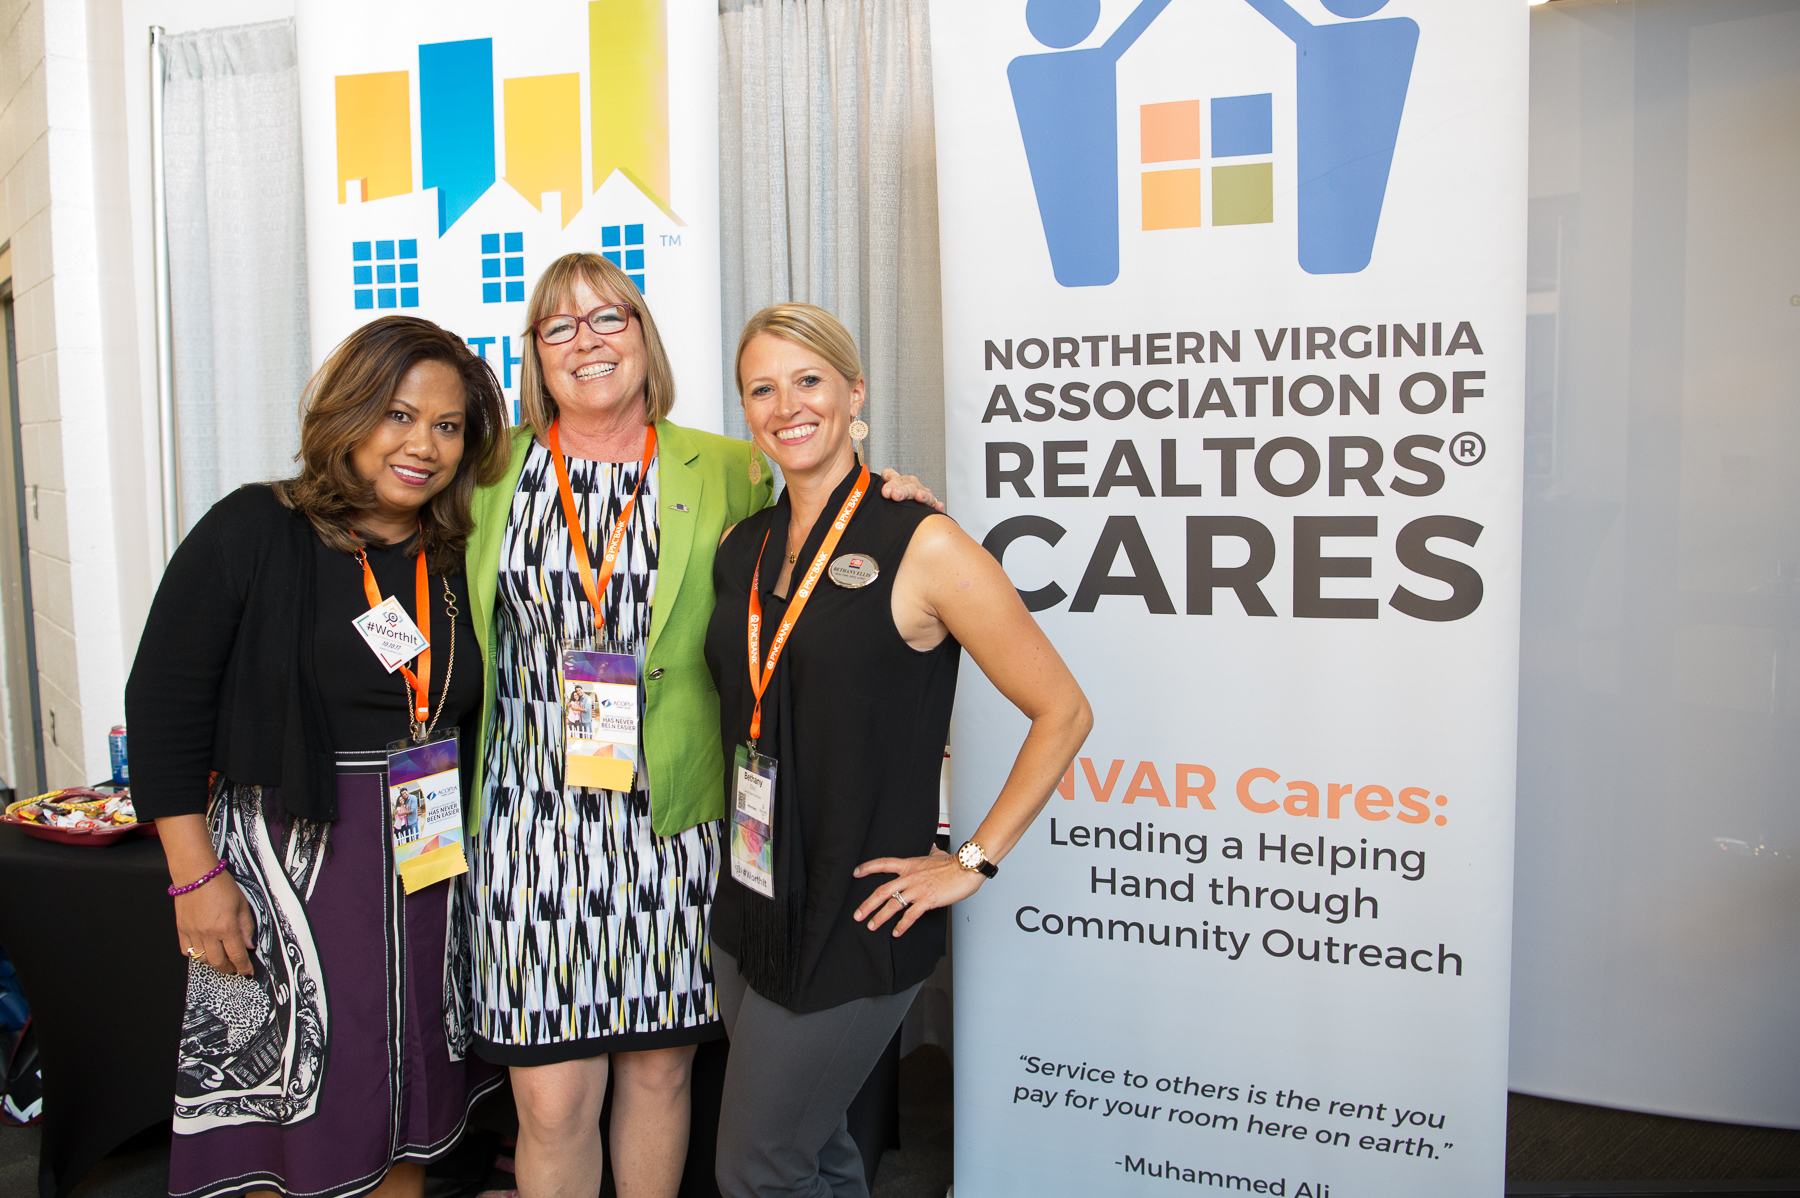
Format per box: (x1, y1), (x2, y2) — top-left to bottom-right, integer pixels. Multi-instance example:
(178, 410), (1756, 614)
(109, 725), (128, 785)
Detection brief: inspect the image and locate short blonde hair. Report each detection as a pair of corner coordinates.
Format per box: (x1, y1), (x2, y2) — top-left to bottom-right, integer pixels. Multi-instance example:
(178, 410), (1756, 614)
(517, 253), (677, 435)
(734, 303), (864, 395)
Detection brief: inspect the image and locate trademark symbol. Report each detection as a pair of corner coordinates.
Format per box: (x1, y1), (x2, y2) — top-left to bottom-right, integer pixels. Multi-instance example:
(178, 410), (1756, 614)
(1449, 431), (1486, 466)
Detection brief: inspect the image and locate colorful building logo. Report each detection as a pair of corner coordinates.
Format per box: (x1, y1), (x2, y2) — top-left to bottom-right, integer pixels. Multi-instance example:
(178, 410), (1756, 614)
(1010, 0), (1418, 285)
(332, 0), (676, 238)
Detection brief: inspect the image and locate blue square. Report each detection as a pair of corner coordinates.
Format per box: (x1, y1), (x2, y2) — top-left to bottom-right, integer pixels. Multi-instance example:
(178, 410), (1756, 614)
(376, 264), (396, 284)
(483, 281), (503, 303)
(624, 224), (644, 246)
(1211, 93), (1273, 158)
(377, 288), (397, 308)
(624, 249), (644, 271)
(400, 287), (419, 308)
(628, 273), (645, 293)
(352, 241), (372, 261)
(376, 240), (396, 260)
(601, 226), (621, 248)
(504, 232), (523, 252)
(505, 281), (525, 302)
(399, 263), (418, 283)
(505, 256), (524, 277)
(353, 265), (373, 285)
(603, 251), (622, 267)
(398, 239), (417, 258)
(354, 289), (374, 309)
(482, 258), (502, 278)
(481, 233), (500, 254)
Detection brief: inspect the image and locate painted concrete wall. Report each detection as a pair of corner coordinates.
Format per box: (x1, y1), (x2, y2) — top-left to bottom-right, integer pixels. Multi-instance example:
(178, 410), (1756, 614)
(0, 0), (291, 789)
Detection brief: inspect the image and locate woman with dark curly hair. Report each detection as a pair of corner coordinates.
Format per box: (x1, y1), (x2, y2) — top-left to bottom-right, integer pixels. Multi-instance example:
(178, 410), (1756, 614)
(128, 315), (509, 1198)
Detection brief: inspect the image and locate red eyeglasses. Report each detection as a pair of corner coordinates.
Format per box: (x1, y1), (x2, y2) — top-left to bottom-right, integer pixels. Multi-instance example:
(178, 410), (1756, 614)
(534, 303), (635, 345)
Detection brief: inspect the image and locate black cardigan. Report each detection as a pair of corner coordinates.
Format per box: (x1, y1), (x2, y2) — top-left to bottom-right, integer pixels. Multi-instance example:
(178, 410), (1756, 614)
(126, 486), (338, 822)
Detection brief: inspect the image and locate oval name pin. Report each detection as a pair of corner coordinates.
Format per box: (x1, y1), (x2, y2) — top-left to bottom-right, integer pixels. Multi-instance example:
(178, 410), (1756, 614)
(828, 553), (879, 589)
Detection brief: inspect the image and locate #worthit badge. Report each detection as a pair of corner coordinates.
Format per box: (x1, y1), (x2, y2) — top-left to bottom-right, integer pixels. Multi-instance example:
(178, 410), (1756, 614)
(353, 596), (428, 672)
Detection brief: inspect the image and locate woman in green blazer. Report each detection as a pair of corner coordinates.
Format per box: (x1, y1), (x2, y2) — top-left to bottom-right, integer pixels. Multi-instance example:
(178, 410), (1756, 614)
(462, 253), (934, 1198)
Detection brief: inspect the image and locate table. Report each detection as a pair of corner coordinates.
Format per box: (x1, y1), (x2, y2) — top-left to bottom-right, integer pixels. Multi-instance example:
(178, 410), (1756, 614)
(0, 825), (183, 1198)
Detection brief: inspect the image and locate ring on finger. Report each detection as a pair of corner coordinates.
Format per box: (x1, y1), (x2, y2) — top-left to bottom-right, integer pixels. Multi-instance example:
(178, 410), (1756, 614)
(185, 946), (207, 961)
(893, 892), (910, 908)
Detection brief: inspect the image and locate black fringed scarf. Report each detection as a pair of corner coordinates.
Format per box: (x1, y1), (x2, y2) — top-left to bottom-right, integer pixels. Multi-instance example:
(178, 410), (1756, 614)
(731, 631), (808, 1008)
(729, 465), (864, 1007)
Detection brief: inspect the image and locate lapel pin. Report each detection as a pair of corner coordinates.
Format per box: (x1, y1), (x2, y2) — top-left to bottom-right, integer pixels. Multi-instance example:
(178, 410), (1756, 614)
(671, 503), (690, 512)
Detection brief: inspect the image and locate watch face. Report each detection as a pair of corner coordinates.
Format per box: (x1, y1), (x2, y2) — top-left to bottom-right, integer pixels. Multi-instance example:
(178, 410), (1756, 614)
(958, 842), (981, 869)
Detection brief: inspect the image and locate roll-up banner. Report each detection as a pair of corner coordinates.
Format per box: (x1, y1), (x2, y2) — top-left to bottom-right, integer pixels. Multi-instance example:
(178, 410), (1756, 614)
(295, 0), (723, 433)
(931, 1), (1525, 1194)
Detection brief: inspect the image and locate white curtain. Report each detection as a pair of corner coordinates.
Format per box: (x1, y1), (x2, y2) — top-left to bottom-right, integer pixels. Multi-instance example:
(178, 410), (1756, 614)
(163, 19), (310, 535)
(719, 0), (945, 495)
(1512, 0), (1800, 1126)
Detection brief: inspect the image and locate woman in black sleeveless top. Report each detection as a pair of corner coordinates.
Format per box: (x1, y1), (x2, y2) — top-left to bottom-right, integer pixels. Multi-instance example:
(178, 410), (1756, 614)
(704, 304), (1092, 1198)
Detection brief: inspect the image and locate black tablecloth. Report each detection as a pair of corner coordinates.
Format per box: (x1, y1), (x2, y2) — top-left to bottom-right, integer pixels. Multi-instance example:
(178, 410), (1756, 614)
(0, 825), (183, 1198)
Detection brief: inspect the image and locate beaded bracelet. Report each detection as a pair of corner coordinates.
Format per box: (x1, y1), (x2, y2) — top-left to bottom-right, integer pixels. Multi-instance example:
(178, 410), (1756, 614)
(168, 861), (226, 897)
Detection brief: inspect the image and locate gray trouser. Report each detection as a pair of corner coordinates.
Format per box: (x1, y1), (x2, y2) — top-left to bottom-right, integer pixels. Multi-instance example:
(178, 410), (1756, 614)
(713, 947), (921, 1198)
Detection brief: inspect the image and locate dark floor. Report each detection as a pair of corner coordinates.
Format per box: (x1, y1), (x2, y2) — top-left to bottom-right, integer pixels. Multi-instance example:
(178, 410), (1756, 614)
(3, 1064), (1797, 1198)
(1507, 1093), (1800, 1184)
(872, 1045), (953, 1198)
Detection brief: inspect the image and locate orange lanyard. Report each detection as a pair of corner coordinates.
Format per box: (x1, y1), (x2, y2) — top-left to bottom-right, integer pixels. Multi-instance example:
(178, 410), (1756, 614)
(746, 464), (870, 742)
(357, 545), (432, 725)
(547, 420), (657, 633)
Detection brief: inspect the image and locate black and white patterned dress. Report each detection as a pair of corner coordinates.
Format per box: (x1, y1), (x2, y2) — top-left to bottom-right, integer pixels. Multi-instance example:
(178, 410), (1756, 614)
(468, 441), (723, 1064)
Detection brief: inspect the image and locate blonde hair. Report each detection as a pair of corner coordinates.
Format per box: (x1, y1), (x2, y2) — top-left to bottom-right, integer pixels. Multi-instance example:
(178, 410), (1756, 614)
(517, 253), (677, 435)
(733, 303), (864, 395)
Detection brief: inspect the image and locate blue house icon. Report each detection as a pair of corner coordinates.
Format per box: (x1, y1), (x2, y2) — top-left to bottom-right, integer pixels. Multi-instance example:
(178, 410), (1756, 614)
(1009, 0), (1419, 283)
(1243, 0), (1419, 274)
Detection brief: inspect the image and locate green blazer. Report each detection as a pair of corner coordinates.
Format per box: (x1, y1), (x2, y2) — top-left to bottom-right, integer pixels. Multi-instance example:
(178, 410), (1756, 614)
(465, 420), (774, 837)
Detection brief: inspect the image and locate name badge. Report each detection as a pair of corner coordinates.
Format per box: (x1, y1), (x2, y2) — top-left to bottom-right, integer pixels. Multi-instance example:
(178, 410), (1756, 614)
(561, 645), (639, 792)
(828, 553), (879, 589)
(730, 744), (778, 899)
(353, 596), (428, 672)
(387, 731), (467, 894)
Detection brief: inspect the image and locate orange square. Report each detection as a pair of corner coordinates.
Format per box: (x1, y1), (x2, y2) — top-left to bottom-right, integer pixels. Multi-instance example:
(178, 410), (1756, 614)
(1141, 101), (1201, 164)
(1142, 168), (1203, 231)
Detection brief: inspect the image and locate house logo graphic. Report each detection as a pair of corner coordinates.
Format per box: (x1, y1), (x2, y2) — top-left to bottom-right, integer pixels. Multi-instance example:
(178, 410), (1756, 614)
(1009, 0), (1419, 285)
(333, 0), (676, 237)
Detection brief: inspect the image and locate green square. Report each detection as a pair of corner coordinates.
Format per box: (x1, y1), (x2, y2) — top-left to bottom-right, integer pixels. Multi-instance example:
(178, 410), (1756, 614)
(1212, 162), (1273, 226)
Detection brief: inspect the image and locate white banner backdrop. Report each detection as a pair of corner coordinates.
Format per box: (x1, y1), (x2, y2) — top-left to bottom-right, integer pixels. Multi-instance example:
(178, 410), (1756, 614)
(295, 0), (722, 432)
(931, 1), (1526, 1194)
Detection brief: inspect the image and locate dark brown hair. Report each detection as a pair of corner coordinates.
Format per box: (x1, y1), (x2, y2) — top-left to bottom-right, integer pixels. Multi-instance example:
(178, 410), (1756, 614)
(276, 315), (509, 573)
(518, 253), (678, 434)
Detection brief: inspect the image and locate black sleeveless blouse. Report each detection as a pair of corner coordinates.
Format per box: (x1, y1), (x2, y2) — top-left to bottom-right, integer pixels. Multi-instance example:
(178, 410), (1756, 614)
(704, 466), (960, 1014)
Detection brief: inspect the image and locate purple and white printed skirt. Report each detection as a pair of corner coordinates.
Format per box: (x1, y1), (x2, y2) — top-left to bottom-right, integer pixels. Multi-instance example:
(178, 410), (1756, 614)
(167, 751), (501, 1198)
